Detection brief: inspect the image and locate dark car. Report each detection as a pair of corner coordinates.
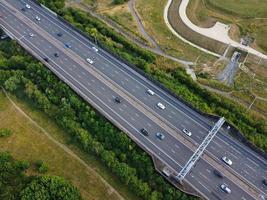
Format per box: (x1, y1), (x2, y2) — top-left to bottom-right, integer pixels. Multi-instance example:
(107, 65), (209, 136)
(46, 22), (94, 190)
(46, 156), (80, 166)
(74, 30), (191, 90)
(21, 8), (26, 11)
(65, 43), (71, 48)
(57, 33), (63, 37)
(263, 179), (267, 186)
(54, 53), (59, 57)
(43, 57), (49, 62)
(114, 97), (122, 103)
(140, 128), (149, 136)
(213, 169), (223, 178)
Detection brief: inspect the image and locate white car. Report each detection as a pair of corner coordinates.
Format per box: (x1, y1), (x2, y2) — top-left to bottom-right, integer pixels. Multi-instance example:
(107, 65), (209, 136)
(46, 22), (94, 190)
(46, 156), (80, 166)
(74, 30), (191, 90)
(157, 102), (165, 110)
(182, 128), (192, 137)
(86, 58), (94, 64)
(35, 16), (41, 21)
(220, 184), (231, 194)
(25, 4), (31, 9)
(147, 89), (155, 96)
(29, 33), (34, 37)
(222, 156), (232, 166)
(92, 46), (98, 52)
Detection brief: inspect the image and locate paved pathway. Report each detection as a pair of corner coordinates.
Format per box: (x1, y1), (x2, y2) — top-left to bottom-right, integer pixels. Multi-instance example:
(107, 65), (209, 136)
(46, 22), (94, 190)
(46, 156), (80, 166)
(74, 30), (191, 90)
(165, 0), (267, 59)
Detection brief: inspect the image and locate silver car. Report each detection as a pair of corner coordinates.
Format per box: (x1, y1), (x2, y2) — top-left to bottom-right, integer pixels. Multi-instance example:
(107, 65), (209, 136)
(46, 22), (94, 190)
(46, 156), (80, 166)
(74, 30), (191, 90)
(222, 156), (232, 166)
(157, 102), (165, 110)
(35, 16), (41, 21)
(220, 184), (231, 194)
(86, 58), (94, 64)
(182, 128), (192, 137)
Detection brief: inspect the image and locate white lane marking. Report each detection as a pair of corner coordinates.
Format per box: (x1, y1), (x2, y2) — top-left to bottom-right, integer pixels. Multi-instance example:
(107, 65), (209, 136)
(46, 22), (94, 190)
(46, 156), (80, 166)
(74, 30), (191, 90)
(87, 82), (91, 86)
(243, 170), (250, 175)
(210, 145), (216, 151)
(132, 88), (136, 92)
(230, 145), (242, 155)
(199, 172), (209, 181)
(147, 123), (152, 127)
(244, 163), (256, 173)
(197, 180), (211, 192)
(217, 137), (229, 146)
(195, 134), (200, 139)
(206, 169), (211, 174)
(213, 141), (223, 148)
(130, 117), (135, 121)
(175, 144), (179, 149)
(229, 152), (238, 160)
(135, 113), (139, 117)
(167, 115), (173, 119)
(101, 87), (105, 91)
(91, 79), (95, 83)
(247, 157), (259, 167)
(118, 107), (123, 112)
(171, 149), (175, 154)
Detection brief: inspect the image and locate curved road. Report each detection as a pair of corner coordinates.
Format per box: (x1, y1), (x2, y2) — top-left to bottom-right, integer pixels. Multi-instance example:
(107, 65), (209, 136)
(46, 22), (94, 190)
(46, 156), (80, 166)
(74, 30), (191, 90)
(165, 0), (267, 59)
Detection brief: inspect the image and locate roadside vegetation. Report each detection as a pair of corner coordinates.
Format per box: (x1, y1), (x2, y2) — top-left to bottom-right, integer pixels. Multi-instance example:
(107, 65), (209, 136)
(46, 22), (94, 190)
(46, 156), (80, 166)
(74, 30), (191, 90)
(65, 0), (149, 45)
(0, 151), (81, 200)
(0, 0), (267, 200)
(0, 90), (130, 200)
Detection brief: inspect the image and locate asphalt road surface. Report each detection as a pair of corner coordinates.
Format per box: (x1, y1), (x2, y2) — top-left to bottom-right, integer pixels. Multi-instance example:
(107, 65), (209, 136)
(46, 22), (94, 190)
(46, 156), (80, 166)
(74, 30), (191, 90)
(0, 1), (266, 199)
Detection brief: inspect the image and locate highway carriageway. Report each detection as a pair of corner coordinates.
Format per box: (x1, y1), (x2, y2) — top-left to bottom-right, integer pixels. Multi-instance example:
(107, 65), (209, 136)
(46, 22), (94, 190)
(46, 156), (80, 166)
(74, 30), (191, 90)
(0, 0), (266, 199)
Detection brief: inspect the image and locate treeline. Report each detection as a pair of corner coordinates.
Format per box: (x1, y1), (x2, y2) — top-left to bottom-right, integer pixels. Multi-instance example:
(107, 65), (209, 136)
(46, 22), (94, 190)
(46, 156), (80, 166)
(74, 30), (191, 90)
(37, 0), (267, 145)
(0, 151), (82, 200)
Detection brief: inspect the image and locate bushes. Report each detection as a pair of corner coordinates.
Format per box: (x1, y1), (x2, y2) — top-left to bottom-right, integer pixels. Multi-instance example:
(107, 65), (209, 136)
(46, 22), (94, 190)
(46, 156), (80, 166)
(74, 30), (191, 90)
(20, 176), (82, 200)
(0, 152), (81, 200)
(0, 128), (11, 137)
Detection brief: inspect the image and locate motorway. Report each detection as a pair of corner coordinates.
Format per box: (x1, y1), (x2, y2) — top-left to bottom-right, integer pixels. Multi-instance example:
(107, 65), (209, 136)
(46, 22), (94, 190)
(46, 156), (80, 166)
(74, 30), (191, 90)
(0, 1), (267, 199)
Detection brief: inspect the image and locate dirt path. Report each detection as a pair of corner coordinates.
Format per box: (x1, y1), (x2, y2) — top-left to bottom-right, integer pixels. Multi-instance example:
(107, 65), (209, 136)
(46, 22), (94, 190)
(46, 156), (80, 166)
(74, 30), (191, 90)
(1, 88), (125, 200)
(65, 0), (193, 66)
(128, 0), (161, 51)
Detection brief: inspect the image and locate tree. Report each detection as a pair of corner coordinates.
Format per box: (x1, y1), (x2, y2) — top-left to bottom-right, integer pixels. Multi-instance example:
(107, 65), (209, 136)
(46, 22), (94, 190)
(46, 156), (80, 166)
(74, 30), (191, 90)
(20, 176), (82, 200)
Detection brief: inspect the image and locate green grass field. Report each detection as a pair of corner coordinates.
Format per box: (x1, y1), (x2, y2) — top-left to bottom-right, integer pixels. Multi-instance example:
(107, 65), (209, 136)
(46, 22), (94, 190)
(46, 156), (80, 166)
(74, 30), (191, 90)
(187, 0), (267, 54)
(0, 89), (140, 200)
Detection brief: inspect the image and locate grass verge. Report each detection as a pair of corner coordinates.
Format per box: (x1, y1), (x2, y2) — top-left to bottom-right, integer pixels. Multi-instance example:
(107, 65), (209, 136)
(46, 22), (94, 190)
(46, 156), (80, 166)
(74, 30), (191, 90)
(0, 89), (140, 200)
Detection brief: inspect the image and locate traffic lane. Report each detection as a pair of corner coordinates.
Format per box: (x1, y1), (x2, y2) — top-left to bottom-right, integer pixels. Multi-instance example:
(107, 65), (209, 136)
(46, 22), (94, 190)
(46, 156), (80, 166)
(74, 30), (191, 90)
(19, 0), (267, 175)
(18, 0), (267, 179)
(209, 135), (267, 192)
(19, 32), (189, 174)
(15, 22), (196, 171)
(19, 1), (267, 184)
(1, 2), (262, 198)
(0, 11), (241, 200)
(0, 3), (195, 173)
(189, 159), (255, 200)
